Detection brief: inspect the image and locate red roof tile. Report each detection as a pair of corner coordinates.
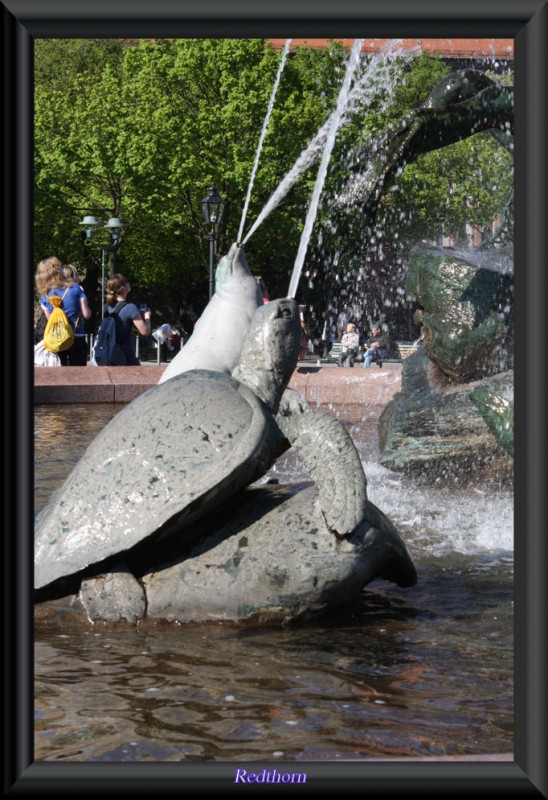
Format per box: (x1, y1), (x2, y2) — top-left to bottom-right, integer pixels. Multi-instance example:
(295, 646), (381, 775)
(270, 38), (514, 59)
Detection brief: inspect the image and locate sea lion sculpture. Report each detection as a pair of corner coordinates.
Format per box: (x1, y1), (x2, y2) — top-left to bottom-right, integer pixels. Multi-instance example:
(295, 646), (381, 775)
(159, 243), (262, 383)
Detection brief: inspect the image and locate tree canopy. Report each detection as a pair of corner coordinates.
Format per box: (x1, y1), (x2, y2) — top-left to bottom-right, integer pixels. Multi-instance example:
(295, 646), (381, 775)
(34, 39), (513, 335)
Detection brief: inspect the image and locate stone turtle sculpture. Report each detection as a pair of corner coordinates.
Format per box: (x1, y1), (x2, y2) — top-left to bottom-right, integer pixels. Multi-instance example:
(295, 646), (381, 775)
(35, 250), (417, 623)
(140, 483), (417, 625)
(35, 296), (374, 602)
(35, 482), (417, 626)
(35, 297), (301, 594)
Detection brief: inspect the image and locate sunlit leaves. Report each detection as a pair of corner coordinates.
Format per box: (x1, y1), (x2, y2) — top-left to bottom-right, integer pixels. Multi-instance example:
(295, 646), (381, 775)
(34, 39), (513, 318)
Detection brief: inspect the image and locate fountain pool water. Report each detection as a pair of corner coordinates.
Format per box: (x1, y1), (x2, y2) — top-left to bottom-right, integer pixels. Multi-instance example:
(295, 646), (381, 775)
(34, 403), (513, 762)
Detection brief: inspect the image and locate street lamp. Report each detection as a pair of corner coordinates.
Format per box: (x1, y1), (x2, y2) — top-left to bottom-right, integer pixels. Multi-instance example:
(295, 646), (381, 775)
(79, 215), (126, 311)
(201, 184), (226, 299)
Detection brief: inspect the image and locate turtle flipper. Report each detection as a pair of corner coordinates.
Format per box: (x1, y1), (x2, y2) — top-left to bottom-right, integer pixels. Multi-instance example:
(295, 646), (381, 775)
(276, 389), (368, 536)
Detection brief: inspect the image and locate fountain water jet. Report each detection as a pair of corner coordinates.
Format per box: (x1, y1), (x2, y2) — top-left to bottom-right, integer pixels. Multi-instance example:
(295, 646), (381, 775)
(237, 39), (292, 245)
(288, 38), (363, 299)
(242, 40), (410, 247)
(33, 42), (516, 762)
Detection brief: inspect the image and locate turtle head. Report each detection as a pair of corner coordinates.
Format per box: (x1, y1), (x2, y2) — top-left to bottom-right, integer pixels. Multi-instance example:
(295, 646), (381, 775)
(233, 298), (301, 412)
(215, 243), (263, 307)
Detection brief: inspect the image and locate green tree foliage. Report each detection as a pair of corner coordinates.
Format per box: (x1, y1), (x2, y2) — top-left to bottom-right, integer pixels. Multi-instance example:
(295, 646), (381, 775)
(34, 38), (346, 317)
(34, 40), (512, 335)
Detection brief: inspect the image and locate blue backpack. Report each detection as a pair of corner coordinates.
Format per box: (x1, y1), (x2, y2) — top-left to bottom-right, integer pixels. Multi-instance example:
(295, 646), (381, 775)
(92, 302), (128, 366)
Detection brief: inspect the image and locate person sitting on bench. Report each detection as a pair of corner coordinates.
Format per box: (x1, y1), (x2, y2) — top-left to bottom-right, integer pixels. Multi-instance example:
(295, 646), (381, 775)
(338, 323), (360, 367)
(363, 324), (389, 368)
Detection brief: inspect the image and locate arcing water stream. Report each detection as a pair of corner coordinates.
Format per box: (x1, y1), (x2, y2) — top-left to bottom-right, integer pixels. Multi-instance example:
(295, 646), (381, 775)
(287, 38), (363, 299)
(237, 39), (292, 245)
(34, 39), (514, 765)
(241, 40), (410, 248)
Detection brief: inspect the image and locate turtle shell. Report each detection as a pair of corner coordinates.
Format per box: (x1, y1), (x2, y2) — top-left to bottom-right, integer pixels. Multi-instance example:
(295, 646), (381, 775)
(35, 370), (280, 592)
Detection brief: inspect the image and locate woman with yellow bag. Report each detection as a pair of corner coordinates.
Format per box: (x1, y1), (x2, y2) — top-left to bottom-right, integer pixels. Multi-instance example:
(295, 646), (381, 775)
(35, 256), (91, 366)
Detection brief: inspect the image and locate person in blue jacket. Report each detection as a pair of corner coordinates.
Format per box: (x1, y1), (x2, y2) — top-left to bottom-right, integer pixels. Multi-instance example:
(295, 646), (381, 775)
(36, 256), (91, 366)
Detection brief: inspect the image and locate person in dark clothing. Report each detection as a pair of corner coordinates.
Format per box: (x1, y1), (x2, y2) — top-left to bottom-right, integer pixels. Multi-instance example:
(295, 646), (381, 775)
(104, 274), (152, 365)
(363, 324), (389, 368)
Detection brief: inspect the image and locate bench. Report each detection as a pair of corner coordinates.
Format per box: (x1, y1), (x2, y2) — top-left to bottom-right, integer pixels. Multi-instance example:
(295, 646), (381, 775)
(328, 340), (415, 364)
(395, 341), (416, 359)
(327, 342), (371, 364)
(327, 342), (344, 362)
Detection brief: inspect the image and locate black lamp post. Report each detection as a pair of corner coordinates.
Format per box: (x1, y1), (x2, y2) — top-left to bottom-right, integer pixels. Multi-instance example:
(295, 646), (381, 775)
(79, 215), (126, 311)
(201, 184), (226, 299)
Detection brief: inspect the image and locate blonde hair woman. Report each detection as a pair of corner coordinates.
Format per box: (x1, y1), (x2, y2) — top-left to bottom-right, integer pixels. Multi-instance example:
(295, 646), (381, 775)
(61, 263), (83, 286)
(35, 256), (91, 366)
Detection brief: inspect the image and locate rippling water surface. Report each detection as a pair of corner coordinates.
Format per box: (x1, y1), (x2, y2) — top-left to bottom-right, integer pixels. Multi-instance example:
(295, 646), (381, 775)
(34, 403), (513, 762)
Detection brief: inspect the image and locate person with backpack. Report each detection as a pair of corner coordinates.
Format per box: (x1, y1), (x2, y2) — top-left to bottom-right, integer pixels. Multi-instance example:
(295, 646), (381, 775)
(35, 256), (91, 366)
(95, 274), (151, 366)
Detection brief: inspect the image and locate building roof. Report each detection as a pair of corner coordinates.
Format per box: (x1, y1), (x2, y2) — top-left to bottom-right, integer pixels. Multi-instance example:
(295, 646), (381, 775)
(270, 39), (514, 59)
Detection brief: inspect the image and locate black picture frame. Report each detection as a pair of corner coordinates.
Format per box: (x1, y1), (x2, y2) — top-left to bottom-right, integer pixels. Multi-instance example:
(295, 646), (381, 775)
(3, 0), (546, 795)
